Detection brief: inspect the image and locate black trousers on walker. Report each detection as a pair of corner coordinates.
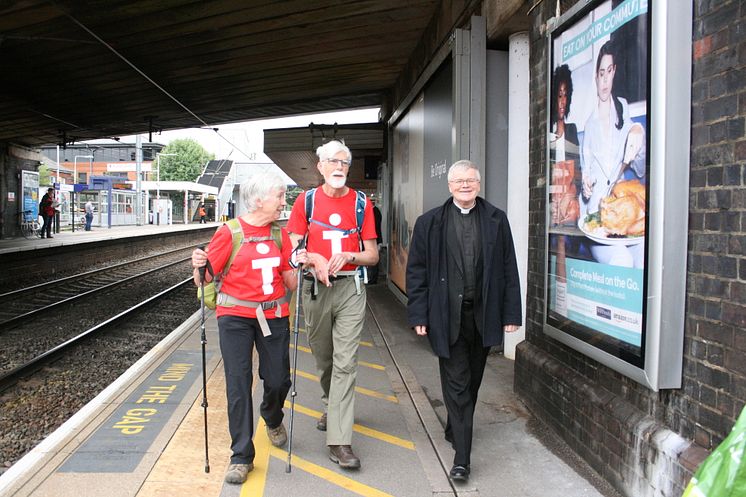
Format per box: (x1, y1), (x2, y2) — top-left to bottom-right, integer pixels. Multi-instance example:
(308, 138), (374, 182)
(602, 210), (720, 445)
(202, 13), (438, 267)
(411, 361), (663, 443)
(218, 314), (291, 464)
(439, 302), (490, 467)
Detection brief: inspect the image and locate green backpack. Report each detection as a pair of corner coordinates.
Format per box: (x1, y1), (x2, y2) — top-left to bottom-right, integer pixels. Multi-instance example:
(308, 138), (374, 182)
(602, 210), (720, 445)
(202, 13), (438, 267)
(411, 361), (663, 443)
(197, 218), (282, 309)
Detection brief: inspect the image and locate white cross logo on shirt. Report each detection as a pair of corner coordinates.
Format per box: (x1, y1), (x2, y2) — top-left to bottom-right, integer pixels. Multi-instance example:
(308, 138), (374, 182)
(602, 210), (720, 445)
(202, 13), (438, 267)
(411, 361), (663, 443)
(322, 213), (347, 254)
(252, 257), (281, 294)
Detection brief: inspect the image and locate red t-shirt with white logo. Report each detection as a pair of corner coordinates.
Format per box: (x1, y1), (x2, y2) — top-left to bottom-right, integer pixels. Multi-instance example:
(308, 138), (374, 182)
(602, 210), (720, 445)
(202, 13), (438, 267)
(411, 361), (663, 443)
(206, 219), (292, 319)
(287, 188), (377, 272)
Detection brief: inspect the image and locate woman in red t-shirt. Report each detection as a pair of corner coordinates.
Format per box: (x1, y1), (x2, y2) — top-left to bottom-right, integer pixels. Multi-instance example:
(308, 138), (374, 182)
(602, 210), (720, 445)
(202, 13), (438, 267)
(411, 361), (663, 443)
(191, 172), (297, 485)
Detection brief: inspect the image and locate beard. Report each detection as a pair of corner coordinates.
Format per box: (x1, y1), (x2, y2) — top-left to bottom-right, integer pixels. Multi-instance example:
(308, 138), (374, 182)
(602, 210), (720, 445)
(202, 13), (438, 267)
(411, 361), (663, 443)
(327, 175), (346, 189)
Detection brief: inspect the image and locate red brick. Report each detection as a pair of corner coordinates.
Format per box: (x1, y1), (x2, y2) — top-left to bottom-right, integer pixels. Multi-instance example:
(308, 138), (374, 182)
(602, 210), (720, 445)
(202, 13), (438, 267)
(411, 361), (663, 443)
(736, 140), (746, 161)
(679, 444), (710, 472)
(694, 36), (713, 60)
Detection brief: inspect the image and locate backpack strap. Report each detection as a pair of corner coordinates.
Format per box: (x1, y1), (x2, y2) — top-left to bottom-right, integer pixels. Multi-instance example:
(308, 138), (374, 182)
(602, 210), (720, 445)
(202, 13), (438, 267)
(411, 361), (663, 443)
(222, 218), (244, 278)
(354, 190), (366, 238)
(303, 187), (368, 283)
(305, 188), (366, 237)
(305, 188), (316, 225)
(243, 222), (282, 250)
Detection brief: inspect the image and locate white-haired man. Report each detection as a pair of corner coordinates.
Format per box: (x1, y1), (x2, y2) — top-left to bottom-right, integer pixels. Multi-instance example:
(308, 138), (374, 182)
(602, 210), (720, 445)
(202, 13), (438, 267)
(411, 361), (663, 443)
(406, 160), (522, 482)
(288, 139), (379, 469)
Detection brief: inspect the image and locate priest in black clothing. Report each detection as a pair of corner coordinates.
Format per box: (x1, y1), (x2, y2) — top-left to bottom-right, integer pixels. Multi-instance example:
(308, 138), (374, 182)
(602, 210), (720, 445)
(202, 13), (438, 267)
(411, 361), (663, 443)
(406, 159), (522, 482)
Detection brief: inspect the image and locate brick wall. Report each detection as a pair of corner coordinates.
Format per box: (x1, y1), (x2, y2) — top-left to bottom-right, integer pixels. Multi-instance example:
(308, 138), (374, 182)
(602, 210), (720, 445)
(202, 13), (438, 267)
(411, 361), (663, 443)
(0, 146), (38, 239)
(514, 1), (746, 496)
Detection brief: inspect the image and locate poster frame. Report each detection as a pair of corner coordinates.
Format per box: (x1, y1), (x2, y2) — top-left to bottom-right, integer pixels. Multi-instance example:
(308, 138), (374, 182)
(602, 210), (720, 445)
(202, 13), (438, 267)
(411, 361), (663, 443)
(542, 0), (692, 390)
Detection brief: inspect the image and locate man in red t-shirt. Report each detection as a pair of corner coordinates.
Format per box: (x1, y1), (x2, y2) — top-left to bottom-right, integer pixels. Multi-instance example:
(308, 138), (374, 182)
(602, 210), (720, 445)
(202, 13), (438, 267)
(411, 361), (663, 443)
(287, 139), (378, 469)
(39, 188), (56, 238)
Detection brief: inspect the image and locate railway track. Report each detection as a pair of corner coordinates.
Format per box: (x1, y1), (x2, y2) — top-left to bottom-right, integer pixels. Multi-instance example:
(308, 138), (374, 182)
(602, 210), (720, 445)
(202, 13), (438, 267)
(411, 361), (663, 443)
(0, 245), (197, 329)
(0, 274), (199, 469)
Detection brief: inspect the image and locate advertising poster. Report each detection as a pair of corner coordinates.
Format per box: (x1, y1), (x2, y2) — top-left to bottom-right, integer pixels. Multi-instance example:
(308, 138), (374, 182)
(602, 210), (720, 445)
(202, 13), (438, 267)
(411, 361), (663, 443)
(390, 60), (452, 293)
(546, 0), (649, 365)
(389, 97), (424, 292)
(21, 170), (40, 221)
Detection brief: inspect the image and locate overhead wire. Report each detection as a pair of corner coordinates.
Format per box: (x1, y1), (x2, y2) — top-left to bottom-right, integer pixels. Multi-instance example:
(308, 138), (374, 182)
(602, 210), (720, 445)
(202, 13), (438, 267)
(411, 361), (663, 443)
(56, 4), (256, 160)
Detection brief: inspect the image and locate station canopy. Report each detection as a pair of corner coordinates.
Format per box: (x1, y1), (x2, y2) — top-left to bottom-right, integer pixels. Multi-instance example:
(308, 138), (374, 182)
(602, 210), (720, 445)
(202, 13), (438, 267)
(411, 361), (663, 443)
(0, 1), (444, 148)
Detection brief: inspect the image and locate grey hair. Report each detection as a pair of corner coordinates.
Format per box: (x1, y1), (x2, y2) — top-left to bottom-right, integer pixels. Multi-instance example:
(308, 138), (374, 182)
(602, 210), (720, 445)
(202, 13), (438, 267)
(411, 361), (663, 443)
(316, 139), (351, 162)
(240, 171), (287, 213)
(447, 160), (481, 182)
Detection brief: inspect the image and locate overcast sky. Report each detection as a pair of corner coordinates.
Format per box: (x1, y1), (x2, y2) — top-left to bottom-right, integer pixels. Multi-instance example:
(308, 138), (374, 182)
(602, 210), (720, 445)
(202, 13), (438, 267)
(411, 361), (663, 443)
(115, 107), (380, 162)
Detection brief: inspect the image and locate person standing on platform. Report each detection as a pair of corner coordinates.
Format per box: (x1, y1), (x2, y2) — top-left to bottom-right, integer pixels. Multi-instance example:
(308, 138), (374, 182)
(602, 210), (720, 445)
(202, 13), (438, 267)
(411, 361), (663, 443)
(406, 160), (522, 482)
(287, 139), (379, 470)
(84, 200), (94, 231)
(199, 203), (207, 223)
(191, 172), (297, 485)
(39, 188), (56, 239)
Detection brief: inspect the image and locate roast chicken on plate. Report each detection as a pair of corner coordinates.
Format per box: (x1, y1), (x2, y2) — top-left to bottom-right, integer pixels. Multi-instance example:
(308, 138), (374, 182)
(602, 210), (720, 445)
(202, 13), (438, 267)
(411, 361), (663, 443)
(598, 179), (646, 236)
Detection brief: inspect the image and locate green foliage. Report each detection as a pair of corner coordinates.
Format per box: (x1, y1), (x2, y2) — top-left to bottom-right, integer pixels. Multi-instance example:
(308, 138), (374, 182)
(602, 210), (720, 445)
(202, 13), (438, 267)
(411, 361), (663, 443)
(38, 162), (53, 186)
(158, 139), (214, 182)
(286, 185), (303, 208)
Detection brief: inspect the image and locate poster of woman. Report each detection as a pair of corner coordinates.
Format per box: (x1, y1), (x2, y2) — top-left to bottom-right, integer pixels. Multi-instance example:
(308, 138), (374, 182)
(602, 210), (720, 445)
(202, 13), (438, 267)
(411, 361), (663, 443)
(546, 0), (649, 355)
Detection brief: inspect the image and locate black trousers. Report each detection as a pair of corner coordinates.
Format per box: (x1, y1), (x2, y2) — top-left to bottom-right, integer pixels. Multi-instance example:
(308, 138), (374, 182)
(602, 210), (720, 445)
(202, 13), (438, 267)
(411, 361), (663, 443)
(439, 302), (490, 466)
(218, 314), (291, 464)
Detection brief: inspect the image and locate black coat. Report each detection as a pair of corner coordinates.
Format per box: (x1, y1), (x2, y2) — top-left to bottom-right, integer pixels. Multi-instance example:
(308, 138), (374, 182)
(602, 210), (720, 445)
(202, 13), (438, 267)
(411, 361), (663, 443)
(406, 197), (522, 358)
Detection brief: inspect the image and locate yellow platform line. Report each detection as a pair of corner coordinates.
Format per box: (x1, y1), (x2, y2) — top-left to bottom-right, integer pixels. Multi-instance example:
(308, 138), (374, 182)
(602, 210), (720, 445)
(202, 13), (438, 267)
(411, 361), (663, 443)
(240, 418), (271, 497)
(291, 369), (398, 403)
(269, 446), (395, 497)
(284, 401), (415, 450)
(295, 327), (374, 348)
(290, 343), (385, 371)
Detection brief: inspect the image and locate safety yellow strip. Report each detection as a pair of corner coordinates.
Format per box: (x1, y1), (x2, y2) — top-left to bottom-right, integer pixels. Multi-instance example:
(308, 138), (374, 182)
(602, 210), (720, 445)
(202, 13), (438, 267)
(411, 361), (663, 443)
(239, 418), (271, 497)
(269, 446), (395, 497)
(358, 360), (385, 371)
(284, 402), (415, 450)
(291, 369), (398, 403)
(295, 327), (374, 348)
(290, 343), (385, 371)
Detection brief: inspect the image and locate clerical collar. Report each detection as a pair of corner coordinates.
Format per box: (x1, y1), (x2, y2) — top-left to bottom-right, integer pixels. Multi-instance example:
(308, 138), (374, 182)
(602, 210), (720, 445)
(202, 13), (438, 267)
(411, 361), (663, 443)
(453, 200), (476, 214)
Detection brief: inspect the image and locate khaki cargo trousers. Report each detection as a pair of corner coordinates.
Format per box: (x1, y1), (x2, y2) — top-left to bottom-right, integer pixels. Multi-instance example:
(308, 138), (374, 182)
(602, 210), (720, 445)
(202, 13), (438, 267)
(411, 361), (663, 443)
(301, 276), (366, 445)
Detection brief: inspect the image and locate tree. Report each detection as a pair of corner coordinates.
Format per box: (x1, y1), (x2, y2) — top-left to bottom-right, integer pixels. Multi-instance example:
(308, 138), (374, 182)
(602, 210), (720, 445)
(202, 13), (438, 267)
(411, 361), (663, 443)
(286, 185), (303, 209)
(38, 162), (53, 186)
(158, 138), (214, 182)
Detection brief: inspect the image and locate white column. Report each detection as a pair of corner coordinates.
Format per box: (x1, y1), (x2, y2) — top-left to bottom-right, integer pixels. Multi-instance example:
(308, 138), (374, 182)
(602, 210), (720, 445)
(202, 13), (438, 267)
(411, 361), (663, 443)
(504, 31), (529, 360)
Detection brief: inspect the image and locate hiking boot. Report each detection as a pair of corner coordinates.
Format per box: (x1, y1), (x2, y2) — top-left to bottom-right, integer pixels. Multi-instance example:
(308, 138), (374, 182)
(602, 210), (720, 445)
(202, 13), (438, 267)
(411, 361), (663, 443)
(224, 463), (253, 484)
(266, 422), (287, 447)
(317, 412), (327, 431)
(329, 445), (361, 469)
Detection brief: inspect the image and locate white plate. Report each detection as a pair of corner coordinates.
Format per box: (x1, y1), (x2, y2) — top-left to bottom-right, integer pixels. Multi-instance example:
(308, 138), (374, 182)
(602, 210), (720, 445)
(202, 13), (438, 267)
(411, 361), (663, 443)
(578, 217), (644, 246)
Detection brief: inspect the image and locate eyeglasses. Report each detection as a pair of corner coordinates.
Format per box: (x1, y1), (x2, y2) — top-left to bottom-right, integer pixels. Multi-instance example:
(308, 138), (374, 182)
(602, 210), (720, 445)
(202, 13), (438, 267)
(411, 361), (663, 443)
(448, 178), (480, 186)
(325, 158), (351, 167)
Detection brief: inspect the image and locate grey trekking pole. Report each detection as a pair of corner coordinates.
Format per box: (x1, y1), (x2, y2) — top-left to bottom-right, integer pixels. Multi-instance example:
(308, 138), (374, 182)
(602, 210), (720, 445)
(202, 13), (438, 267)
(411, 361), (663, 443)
(198, 245), (211, 474)
(286, 238), (305, 473)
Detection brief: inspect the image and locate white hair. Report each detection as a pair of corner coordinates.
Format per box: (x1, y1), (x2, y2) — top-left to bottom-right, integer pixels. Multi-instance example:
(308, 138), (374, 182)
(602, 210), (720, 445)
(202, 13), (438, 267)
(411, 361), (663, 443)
(240, 172), (287, 213)
(447, 160), (481, 182)
(316, 139), (351, 162)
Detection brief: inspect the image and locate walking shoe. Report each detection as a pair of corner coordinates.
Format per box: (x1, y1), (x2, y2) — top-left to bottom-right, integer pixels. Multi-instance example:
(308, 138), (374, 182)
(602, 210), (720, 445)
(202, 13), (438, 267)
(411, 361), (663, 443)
(266, 422), (288, 447)
(329, 445), (361, 469)
(449, 464), (470, 482)
(317, 412), (327, 431)
(224, 463), (253, 484)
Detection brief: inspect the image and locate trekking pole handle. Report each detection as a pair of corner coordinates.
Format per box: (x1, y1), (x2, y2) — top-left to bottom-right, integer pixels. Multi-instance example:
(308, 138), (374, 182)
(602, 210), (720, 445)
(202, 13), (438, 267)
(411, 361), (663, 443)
(197, 245), (207, 282)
